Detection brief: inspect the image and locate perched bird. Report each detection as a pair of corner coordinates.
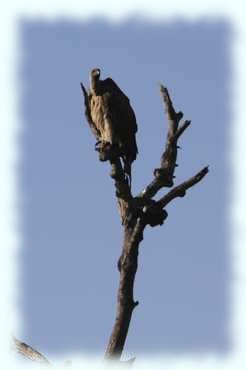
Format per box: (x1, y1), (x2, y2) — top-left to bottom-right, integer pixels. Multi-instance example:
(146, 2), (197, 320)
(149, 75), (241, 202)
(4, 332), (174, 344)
(81, 68), (138, 187)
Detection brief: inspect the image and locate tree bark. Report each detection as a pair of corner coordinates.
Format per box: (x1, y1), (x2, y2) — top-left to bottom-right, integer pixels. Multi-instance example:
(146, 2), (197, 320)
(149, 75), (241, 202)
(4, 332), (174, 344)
(105, 219), (144, 358)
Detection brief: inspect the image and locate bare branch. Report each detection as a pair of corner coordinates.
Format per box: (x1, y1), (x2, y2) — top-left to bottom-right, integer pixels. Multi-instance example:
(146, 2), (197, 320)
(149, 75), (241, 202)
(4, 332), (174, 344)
(160, 85), (182, 126)
(157, 166), (209, 209)
(139, 85), (190, 201)
(175, 120), (191, 140)
(13, 337), (51, 366)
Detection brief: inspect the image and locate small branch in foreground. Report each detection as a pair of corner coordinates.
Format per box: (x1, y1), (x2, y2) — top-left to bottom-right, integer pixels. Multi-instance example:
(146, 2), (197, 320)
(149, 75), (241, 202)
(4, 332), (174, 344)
(13, 336), (51, 366)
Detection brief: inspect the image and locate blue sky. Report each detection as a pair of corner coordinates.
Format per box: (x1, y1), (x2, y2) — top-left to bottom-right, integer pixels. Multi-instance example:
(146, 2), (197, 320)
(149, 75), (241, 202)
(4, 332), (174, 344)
(18, 19), (231, 357)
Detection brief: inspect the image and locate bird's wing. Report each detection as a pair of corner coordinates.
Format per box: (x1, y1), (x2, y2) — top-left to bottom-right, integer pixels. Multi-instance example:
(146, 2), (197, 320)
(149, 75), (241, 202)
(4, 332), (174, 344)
(103, 78), (138, 134)
(103, 78), (130, 101)
(80, 82), (101, 139)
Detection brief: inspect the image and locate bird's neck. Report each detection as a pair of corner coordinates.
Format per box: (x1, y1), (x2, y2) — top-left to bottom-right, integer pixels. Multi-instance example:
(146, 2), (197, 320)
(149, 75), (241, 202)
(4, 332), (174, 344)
(90, 77), (100, 95)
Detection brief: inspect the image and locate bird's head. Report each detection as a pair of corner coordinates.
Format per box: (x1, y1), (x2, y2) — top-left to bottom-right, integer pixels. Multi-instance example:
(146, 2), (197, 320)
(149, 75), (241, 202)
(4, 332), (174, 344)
(90, 68), (101, 80)
(90, 68), (101, 95)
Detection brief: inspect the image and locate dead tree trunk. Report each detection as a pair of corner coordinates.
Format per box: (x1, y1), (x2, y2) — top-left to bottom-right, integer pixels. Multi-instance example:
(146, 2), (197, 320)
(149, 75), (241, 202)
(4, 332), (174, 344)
(105, 220), (143, 358)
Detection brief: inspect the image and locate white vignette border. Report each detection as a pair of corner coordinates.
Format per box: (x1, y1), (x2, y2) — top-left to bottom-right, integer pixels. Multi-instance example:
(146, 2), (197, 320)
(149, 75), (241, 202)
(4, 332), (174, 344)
(1, 1), (246, 369)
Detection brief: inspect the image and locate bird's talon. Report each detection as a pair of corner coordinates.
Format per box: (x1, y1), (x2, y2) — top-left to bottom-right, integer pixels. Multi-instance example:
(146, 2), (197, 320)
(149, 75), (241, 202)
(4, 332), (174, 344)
(95, 140), (102, 148)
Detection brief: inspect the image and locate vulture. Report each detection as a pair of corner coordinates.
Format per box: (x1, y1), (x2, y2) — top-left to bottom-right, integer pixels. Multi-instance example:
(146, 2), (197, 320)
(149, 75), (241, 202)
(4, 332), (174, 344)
(81, 68), (138, 187)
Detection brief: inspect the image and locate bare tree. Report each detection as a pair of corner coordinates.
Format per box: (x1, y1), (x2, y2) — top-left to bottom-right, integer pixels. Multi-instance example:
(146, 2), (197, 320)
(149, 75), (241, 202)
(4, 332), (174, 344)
(13, 78), (208, 366)
(81, 80), (209, 362)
